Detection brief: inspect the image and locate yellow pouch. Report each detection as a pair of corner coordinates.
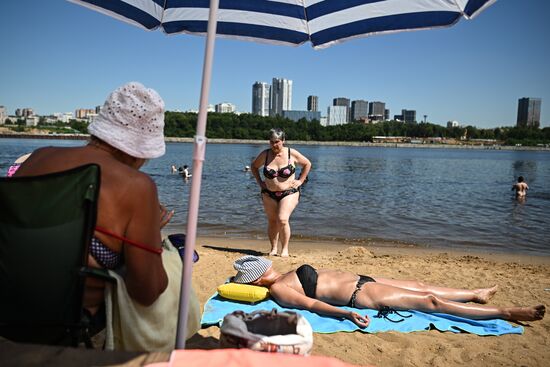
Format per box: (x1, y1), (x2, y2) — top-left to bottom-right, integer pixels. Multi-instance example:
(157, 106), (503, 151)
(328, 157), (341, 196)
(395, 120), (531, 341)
(217, 283), (270, 303)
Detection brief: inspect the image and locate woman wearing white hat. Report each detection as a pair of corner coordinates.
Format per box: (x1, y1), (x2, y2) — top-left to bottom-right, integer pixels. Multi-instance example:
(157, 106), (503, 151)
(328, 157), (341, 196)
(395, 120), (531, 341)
(15, 82), (172, 315)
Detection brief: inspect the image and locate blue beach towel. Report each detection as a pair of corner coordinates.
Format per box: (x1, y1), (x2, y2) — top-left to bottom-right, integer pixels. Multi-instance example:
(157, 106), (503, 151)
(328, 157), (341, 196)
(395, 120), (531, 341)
(201, 294), (523, 336)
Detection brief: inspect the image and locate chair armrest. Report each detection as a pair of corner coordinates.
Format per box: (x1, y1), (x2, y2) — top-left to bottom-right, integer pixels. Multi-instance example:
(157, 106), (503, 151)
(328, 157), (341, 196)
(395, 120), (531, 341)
(78, 267), (116, 283)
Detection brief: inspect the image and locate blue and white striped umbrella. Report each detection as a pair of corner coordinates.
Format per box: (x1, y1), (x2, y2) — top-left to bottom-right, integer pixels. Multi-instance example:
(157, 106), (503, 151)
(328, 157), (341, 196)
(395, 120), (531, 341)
(68, 0), (497, 350)
(69, 0), (495, 49)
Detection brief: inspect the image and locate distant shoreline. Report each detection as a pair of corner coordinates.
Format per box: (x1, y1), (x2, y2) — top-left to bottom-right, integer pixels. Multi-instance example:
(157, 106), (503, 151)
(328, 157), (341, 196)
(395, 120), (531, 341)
(1, 132), (549, 151)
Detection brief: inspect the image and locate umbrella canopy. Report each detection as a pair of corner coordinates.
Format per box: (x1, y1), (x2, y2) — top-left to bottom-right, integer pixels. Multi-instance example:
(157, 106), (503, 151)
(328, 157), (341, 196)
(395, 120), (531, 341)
(68, 0), (497, 349)
(69, 0), (495, 49)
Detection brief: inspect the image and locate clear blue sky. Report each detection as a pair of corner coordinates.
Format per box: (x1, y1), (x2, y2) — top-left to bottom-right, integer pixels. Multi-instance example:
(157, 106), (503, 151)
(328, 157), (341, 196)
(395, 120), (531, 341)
(1, 0), (549, 128)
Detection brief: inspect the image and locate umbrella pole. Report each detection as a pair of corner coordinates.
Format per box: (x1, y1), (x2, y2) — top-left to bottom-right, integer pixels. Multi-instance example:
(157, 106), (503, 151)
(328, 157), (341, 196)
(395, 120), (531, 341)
(176, 0), (220, 349)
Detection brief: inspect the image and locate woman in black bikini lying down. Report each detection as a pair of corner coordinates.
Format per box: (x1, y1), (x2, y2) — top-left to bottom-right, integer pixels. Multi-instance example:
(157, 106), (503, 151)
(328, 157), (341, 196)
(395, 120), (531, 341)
(251, 128), (311, 257)
(232, 256), (545, 328)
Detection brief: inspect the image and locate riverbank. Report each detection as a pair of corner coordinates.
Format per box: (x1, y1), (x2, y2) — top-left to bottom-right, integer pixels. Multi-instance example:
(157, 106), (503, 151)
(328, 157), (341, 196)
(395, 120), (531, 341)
(1, 132), (549, 151)
(187, 236), (550, 366)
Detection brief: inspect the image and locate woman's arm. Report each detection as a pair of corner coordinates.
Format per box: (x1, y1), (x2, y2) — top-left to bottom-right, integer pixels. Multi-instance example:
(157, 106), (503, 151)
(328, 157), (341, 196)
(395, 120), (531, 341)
(292, 150), (311, 187)
(251, 150), (267, 189)
(123, 173), (168, 305)
(270, 283), (369, 328)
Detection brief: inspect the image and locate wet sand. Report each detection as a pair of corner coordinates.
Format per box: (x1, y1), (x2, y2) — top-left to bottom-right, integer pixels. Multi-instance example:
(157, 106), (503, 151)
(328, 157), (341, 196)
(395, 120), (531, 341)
(185, 236), (550, 367)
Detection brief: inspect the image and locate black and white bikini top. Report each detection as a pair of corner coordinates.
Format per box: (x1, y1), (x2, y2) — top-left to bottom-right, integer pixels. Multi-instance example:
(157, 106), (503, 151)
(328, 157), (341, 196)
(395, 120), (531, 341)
(263, 147), (296, 179)
(90, 226), (163, 269)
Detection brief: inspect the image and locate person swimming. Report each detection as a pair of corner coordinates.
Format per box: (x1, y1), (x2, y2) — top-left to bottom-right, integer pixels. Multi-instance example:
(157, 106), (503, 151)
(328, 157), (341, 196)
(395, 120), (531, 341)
(512, 176), (529, 198)
(180, 165), (191, 179)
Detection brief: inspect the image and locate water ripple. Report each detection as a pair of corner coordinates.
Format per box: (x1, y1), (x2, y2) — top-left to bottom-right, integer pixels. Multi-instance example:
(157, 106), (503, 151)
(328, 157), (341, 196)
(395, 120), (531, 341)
(2, 139), (549, 255)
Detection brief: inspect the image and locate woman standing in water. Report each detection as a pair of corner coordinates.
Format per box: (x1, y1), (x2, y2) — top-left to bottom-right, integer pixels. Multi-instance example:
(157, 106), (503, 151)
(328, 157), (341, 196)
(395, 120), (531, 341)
(251, 128), (311, 257)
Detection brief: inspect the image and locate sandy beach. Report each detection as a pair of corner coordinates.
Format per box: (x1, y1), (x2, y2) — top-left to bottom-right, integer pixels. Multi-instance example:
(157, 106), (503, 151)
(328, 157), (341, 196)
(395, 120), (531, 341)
(184, 236), (550, 367)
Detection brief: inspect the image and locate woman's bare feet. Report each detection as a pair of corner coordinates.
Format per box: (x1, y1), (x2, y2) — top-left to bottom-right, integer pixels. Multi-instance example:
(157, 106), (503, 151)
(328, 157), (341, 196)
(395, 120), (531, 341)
(280, 245), (289, 257)
(268, 244), (278, 256)
(507, 305), (545, 321)
(474, 285), (498, 304)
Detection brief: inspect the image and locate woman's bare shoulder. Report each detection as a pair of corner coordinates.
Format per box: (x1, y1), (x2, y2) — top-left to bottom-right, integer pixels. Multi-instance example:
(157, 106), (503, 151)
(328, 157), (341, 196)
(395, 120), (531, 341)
(252, 149), (268, 166)
(290, 148), (310, 164)
(289, 147), (306, 158)
(114, 165), (156, 194)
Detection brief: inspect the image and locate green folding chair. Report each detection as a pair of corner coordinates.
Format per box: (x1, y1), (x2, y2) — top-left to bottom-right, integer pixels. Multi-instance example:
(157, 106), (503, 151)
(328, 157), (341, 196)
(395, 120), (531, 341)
(0, 164), (111, 347)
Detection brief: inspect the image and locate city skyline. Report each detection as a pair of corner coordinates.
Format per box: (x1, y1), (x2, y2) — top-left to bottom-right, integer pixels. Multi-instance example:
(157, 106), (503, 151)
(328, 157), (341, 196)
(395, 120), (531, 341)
(2, 78), (545, 131)
(1, 1), (549, 128)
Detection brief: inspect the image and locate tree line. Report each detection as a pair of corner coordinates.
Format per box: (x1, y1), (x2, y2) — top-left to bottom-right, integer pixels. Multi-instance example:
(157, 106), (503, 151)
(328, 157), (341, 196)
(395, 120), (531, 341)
(164, 112), (550, 146)
(4, 113), (549, 146)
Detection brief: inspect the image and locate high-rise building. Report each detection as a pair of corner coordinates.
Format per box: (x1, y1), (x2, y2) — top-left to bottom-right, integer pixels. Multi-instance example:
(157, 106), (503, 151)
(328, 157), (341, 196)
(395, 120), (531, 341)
(0, 106), (6, 125)
(327, 105), (348, 126)
(368, 101), (385, 121)
(402, 109), (416, 123)
(307, 95), (318, 112)
(333, 97), (350, 107)
(333, 97), (350, 122)
(351, 100), (368, 121)
(517, 97), (541, 128)
(270, 78), (292, 117)
(384, 109), (390, 121)
(252, 82), (271, 116)
(75, 109), (95, 119)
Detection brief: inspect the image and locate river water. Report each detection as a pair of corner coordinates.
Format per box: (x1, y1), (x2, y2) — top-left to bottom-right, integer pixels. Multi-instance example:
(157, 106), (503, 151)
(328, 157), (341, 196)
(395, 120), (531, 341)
(2, 138), (549, 255)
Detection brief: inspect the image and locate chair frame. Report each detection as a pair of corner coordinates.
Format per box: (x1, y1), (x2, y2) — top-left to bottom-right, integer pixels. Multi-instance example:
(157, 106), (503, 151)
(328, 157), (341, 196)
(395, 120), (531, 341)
(0, 164), (112, 347)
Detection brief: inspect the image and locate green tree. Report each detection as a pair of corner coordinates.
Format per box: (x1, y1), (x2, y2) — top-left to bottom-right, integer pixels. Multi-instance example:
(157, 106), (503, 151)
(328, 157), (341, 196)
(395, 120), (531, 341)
(69, 119), (88, 133)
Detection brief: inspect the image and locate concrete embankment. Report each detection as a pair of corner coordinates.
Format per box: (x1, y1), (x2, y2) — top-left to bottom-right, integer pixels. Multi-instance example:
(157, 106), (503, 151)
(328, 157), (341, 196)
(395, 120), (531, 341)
(2, 133), (549, 151)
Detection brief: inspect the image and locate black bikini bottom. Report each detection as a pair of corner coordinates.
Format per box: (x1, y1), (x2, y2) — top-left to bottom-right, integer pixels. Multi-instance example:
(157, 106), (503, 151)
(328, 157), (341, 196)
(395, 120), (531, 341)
(262, 187), (299, 202)
(348, 275), (375, 308)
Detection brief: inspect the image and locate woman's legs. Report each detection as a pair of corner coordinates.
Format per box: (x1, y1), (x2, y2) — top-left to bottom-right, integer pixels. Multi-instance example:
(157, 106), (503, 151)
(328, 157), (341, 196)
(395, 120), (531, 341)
(276, 192), (300, 257)
(261, 194), (280, 255)
(355, 283), (545, 321)
(373, 277), (498, 304)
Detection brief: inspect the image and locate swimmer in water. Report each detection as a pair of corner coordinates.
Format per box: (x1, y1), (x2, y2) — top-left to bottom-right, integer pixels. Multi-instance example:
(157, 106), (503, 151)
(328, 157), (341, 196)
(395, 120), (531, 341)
(512, 176), (529, 198)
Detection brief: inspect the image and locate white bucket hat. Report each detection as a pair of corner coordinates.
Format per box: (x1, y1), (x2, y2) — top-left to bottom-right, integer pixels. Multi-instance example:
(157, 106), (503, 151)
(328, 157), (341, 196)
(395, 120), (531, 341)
(233, 256), (272, 284)
(88, 82), (165, 159)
